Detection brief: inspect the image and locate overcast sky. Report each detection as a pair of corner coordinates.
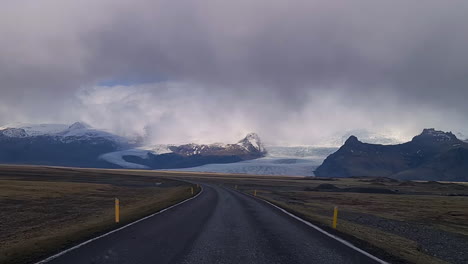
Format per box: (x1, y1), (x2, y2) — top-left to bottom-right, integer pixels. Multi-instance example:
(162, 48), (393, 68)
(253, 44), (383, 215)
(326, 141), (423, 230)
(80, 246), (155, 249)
(1, 0), (467, 144)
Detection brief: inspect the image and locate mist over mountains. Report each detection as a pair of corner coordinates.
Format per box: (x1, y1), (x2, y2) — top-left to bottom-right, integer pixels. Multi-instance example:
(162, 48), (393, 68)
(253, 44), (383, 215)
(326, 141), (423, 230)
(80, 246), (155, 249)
(2, 1), (468, 147)
(0, 122), (266, 169)
(101, 133), (266, 169)
(1, 122), (467, 181)
(0, 122), (126, 167)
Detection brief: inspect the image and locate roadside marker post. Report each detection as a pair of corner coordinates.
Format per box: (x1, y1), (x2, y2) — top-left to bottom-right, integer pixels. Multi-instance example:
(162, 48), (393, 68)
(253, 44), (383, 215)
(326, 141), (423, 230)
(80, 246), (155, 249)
(115, 198), (120, 224)
(254, 190), (257, 196)
(191, 187), (194, 195)
(332, 206), (338, 229)
(235, 185), (238, 190)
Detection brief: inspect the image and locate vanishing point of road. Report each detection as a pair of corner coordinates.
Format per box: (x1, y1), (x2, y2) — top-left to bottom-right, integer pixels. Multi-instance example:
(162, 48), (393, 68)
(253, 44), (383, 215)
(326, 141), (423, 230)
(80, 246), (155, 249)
(40, 183), (385, 264)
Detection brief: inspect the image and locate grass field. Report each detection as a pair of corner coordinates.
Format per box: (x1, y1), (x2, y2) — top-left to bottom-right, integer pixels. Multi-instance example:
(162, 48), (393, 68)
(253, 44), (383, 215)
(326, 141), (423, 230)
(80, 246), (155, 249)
(0, 165), (198, 264)
(1, 166), (467, 264)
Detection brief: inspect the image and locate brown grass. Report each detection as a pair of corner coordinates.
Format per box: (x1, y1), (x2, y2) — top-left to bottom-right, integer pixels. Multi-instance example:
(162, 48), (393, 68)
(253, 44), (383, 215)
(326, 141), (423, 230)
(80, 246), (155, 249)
(0, 165), (197, 264)
(1, 165), (467, 264)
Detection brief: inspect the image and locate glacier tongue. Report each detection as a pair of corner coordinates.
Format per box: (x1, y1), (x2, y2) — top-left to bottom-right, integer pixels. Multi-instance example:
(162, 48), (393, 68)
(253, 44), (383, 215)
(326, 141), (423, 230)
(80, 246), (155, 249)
(167, 145), (337, 176)
(169, 157), (318, 176)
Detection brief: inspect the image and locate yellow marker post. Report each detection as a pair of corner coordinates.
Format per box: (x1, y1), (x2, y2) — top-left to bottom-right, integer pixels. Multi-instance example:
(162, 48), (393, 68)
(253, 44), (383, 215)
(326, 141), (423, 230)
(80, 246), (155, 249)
(191, 187), (194, 195)
(254, 190), (257, 196)
(332, 206), (338, 229)
(115, 198), (120, 224)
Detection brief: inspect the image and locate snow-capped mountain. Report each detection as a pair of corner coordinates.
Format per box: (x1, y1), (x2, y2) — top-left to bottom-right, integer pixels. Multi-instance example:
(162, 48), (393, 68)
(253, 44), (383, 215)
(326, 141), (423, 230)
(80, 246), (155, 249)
(0, 122), (134, 167)
(237, 133), (265, 153)
(100, 133), (267, 169)
(0, 122), (267, 169)
(0, 122), (131, 145)
(0, 123), (69, 136)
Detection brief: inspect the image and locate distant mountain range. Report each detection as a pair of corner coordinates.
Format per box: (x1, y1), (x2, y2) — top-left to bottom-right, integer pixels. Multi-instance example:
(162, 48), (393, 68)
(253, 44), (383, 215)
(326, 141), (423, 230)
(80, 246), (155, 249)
(100, 133), (266, 169)
(0, 122), (266, 169)
(315, 128), (468, 181)
(0, 122), (132, 167)
(2, 123), (468, 181)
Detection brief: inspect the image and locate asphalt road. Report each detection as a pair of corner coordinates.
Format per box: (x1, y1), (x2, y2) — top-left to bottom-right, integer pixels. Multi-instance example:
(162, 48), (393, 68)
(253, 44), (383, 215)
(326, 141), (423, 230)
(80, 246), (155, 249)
(42, 184), (384, 264)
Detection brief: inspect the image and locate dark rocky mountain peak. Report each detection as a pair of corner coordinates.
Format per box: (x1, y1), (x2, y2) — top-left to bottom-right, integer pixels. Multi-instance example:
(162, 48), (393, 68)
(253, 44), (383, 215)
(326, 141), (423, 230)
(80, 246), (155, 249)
(315, 128), (468, 181)
(344, 135), (360, 145)
(412, 128), (458, 143)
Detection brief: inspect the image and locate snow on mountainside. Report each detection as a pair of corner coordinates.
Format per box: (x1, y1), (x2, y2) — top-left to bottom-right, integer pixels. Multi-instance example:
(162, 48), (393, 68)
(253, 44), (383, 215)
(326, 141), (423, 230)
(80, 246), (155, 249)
(0, 122), (131, 168)
(58, 122), (130, 145)
(0, 128), (29, 138)
(0, 122), (130, 145)
(237, 133), (265, 152)
(100, 133), (266, 169)
(0, 123), (68, 136)
(416, 128), (458, 142)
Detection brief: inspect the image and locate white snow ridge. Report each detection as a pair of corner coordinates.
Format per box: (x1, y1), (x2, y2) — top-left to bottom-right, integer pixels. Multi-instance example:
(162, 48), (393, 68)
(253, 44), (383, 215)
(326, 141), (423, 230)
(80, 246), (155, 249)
(0, 121), (130, 145)
(238, 132), (265, 152)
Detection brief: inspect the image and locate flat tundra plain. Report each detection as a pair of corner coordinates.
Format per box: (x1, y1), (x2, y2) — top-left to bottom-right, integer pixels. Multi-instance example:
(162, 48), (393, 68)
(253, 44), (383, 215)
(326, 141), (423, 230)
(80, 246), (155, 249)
(0, 165), (467, 264)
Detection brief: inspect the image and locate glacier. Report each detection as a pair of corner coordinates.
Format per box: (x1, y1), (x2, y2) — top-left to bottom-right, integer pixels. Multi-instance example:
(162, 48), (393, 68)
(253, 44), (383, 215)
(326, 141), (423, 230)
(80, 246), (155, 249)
(167, 146), (338, 176)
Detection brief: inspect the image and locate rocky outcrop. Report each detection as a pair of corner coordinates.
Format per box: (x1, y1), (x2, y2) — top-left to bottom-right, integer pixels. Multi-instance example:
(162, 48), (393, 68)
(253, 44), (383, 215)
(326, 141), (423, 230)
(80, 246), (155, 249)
(315, 129), (468, 181)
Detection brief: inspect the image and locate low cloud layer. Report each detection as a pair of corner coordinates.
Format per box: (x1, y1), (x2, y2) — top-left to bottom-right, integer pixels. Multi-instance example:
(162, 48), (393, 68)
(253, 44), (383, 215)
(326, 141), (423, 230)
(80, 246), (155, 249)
(1, 0), (467, 144)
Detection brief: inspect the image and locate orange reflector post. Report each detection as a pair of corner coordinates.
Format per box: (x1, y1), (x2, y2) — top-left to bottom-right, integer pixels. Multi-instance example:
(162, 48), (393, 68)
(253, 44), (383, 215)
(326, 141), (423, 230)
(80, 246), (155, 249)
(332, 206), (338, 229)
(115, 198), (120, 223)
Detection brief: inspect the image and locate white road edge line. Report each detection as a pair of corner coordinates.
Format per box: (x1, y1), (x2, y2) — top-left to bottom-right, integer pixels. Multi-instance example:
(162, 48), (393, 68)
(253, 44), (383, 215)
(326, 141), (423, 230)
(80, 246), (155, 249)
(35, 186), (204, 264)
(236, 189), (389, 264)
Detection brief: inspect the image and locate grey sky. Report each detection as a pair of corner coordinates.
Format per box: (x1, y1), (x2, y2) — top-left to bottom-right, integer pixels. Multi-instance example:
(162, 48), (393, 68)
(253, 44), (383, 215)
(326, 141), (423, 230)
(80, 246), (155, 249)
(1, 0), (467, 144)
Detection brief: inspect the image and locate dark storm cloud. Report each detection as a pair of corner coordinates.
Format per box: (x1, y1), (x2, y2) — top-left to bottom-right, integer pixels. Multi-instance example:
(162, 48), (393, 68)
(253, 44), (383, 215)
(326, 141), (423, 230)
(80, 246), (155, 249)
(1, 0), (467, 143)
